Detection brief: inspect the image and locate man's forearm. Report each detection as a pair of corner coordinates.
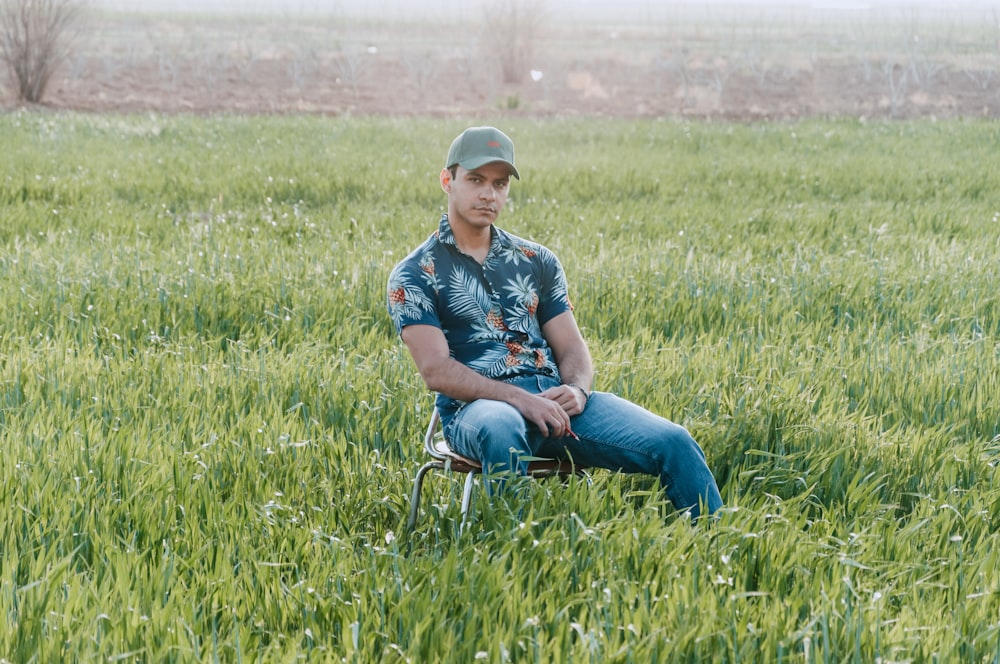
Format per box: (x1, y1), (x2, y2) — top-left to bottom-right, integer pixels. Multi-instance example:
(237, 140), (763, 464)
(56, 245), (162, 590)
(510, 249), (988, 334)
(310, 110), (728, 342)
(541, 311), (594, 393)
(420, 356), (529, 405)
(555, 347), (593, 393)
(422, 357), (575, 436)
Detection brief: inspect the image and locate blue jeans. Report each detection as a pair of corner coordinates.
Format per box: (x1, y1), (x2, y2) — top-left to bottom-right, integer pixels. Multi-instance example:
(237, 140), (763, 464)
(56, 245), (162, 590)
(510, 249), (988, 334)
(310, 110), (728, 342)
(443, 375), (723, 519)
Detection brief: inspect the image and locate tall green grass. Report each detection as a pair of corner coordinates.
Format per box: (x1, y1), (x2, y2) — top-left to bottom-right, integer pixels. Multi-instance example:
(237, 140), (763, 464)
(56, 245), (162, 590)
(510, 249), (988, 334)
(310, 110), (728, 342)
(1, 111), (998, 661)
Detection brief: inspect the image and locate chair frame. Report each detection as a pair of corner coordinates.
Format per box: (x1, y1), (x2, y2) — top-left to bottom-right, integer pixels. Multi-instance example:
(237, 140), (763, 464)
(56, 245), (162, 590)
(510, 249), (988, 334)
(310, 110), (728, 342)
(407, 409), (587, 530)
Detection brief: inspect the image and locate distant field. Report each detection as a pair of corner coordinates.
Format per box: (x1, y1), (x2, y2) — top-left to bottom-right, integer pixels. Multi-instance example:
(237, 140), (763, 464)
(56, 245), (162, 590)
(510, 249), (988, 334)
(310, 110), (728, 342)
(7, 1), (1000, 118)
(1, 112), (999, 660)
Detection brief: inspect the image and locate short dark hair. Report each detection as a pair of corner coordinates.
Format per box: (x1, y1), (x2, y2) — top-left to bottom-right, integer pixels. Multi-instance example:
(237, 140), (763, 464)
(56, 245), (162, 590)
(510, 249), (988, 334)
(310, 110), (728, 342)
(448, 165), (458, 179)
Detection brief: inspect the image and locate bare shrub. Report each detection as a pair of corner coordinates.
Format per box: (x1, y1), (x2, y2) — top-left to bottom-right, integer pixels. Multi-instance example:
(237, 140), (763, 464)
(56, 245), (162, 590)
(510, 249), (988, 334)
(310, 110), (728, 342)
(0, 0), (81, 103)
(481, 0), (546, 84)
(333, 45), (365, 93)
(883, 60), (908, 118)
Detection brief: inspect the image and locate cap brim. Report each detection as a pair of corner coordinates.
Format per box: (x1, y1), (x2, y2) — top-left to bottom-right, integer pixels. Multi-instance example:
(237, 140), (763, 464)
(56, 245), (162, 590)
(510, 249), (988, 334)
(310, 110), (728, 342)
(457, 157), (520, 180)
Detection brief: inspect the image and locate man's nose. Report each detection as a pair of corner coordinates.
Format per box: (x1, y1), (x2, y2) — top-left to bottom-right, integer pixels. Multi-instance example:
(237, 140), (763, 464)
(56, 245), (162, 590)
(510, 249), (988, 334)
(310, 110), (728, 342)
(480, 185), (495, 200)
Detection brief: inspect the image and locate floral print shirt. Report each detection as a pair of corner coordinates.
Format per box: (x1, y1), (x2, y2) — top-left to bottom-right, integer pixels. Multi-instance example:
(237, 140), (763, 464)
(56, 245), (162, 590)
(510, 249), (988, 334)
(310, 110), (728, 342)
(387, 214), (572, 427)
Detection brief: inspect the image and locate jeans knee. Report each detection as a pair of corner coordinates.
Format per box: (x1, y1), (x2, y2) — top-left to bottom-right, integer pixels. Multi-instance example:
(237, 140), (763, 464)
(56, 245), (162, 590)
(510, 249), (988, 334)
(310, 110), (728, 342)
(452, 400), (528, 471)
(477, 403), (526, 436)
(660, 424), (704, 462)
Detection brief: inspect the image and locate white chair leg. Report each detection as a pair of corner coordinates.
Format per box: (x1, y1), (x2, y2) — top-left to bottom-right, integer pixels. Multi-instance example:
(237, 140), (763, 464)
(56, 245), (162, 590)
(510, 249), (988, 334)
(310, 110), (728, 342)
(459, 472), (476, 528)
(407, 461), (442, 531)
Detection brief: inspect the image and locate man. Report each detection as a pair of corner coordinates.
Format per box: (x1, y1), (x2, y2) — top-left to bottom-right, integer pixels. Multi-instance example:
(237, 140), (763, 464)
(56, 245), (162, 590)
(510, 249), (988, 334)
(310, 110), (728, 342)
(387, 126), (723, 519)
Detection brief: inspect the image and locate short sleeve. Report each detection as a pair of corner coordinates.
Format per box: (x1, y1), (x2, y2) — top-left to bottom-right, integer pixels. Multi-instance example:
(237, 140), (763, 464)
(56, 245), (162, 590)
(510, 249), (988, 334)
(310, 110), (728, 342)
(386, 252), (441, 336)
(534, 247), (572, 326)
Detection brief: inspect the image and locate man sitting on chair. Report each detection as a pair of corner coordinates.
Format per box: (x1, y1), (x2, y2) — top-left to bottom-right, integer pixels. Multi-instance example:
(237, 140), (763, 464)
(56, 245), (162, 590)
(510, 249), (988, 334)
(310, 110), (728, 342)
(386, 126), (723, 519)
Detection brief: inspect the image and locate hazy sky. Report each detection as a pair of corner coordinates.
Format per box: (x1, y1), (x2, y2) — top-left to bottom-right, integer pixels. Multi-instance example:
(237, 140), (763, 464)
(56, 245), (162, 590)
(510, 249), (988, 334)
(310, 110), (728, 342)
(90, 0), (999, 15)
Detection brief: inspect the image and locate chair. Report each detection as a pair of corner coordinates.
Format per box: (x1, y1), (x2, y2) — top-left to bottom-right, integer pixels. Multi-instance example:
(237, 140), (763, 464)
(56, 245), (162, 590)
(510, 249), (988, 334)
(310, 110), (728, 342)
(407, 408), (588, 530)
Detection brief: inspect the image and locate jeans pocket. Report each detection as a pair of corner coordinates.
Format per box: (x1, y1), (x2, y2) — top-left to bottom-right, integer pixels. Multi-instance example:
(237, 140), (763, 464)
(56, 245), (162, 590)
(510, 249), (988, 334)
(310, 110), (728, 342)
(534, 374), (560, 393)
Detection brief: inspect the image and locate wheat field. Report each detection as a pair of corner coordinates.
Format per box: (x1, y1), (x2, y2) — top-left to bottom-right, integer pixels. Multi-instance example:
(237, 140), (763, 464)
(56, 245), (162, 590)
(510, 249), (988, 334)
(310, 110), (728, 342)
(2, 112), (999, 661)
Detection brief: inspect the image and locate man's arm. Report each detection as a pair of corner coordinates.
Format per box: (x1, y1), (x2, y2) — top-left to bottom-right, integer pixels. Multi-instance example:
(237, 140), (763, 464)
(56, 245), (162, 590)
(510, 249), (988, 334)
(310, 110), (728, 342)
(401, 324), (572, 437)
(539, 311), (594, 416)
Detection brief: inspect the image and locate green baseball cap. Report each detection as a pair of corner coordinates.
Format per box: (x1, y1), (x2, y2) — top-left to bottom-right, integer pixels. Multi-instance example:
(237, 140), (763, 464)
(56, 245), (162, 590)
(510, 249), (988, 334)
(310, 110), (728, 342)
(445, 126), (520, 180)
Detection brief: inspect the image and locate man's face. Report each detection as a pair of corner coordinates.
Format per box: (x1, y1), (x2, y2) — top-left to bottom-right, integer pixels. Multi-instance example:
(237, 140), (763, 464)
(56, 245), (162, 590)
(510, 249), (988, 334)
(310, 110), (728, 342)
(443, 162), (512, 230)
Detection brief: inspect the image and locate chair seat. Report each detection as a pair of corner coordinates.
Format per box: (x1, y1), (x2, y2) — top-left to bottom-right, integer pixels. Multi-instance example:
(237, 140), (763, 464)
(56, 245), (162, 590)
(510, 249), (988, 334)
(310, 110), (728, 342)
(434, 439), (579, 476)
(433, 440), (482, 472)
(433, 440), (481, 465)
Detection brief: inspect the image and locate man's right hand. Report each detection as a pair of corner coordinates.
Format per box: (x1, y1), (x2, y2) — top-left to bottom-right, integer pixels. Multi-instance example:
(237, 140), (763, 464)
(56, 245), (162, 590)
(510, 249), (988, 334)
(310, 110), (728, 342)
(511, 392), (572, 438)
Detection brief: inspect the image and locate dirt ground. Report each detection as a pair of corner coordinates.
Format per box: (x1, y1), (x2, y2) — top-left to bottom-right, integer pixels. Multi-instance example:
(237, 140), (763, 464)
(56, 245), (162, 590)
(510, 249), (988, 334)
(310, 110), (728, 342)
(3, 6), (1000, 120)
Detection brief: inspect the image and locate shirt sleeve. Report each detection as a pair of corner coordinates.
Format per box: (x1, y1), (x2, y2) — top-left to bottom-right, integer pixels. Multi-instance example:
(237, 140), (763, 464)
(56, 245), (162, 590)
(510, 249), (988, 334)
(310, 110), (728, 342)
(386, 252), (441, 336)
(534, 246), (573, 327)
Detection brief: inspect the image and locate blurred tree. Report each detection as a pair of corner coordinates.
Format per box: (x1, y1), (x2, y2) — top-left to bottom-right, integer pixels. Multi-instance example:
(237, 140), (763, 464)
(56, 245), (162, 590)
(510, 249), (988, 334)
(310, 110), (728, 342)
(482, 0), (547, 85)
(0, 0), (81, 103)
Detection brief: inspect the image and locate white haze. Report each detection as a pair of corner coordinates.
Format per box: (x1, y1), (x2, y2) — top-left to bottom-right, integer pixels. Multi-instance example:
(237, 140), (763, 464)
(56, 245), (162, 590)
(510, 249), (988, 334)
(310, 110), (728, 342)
(90, 0), (1000, 19)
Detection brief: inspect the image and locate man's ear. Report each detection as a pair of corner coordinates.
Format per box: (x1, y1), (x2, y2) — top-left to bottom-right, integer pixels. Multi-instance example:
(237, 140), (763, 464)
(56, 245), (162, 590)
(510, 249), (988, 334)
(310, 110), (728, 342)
(440, 168), (452, 193)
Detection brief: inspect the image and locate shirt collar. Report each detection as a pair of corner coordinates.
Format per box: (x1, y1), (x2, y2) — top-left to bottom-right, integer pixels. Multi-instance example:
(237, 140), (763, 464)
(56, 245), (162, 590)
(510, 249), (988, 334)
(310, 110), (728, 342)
(437, 213), (457, 246)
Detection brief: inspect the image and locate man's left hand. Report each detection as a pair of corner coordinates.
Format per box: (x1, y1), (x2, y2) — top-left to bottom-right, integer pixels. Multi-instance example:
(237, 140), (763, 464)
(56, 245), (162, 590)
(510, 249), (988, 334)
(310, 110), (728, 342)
(539, 384), (587, 417)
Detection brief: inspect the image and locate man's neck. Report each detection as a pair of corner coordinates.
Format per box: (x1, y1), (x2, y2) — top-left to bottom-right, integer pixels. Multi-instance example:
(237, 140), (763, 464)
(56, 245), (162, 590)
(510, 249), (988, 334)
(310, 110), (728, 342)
(447, 215), (493, 263)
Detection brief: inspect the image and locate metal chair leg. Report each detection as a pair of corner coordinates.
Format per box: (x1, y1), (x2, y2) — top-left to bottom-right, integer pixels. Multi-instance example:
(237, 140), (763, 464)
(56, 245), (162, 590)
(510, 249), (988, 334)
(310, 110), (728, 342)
(459, 471), (476, 528)
(407, 460), (443, 531)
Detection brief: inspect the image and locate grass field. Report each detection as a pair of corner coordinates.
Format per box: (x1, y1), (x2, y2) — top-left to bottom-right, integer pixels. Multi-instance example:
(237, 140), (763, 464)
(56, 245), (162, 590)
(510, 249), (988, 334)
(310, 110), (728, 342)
(2, 112), (999, 661)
